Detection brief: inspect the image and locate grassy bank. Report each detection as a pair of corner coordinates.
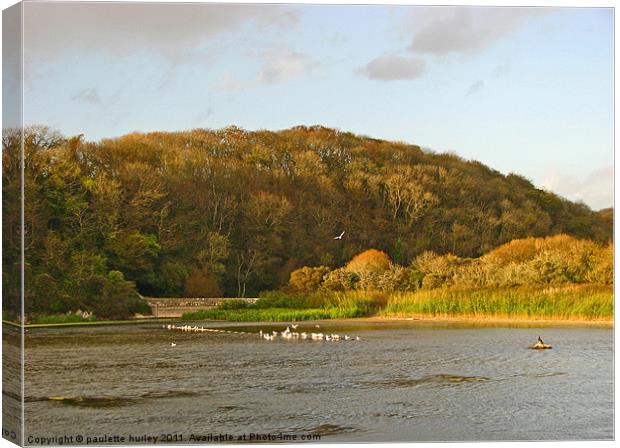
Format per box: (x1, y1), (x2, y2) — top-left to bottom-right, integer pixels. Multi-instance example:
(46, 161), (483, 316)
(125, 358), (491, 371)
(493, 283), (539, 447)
(3, 316), (173, 329)
(380, 284), (613, 321)
(181, 307), (366, 322)
(13, 283), (612, 327)
(30, 314), (97, 325)
(180, 291), (378, 322)
(181, 284), (612, 322)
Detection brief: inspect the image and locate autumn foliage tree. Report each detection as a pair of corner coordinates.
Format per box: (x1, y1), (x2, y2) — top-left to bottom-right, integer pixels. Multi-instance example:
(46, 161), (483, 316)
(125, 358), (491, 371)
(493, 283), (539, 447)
(345, 249), (392, 276)
(3, 125), (612, 319)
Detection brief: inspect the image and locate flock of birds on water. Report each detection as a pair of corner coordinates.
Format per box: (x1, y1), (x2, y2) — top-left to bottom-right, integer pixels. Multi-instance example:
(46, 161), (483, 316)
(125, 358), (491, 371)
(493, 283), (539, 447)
(164, 323), (360, 347)
(163, 323), (551, 350)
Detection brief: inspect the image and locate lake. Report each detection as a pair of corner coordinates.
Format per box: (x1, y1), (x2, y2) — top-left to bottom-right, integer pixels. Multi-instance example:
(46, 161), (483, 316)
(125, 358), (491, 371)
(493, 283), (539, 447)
(7, 320), (614, 443)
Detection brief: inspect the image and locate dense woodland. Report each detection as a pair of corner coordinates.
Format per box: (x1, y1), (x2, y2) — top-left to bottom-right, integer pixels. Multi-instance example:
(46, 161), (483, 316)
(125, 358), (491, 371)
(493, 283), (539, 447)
(2, 125), (613, 319)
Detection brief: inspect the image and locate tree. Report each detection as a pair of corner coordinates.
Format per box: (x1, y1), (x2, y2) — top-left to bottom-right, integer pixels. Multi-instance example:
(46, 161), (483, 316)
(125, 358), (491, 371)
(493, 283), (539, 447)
(232, 191), (292, 296)
(5, 125), (611, 318)
(186, 268), (222, 297)
(322, 268), (360, 291)
(196, 232), (229, 277)
(345, 249), (391, 276)
(89, 271), (148, 320)
(288, 266), (331, 292)
(413, 251), (465, 289)
(105, 231), (160, 294)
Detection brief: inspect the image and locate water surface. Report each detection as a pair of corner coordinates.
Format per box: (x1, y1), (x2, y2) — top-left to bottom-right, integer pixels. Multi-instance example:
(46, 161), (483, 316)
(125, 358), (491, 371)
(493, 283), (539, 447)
(15, 320), (614, 442)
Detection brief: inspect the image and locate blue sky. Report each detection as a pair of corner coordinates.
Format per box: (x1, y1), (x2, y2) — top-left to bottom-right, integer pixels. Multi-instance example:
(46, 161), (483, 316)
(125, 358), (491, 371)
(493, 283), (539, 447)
(14, 3), (614, 209)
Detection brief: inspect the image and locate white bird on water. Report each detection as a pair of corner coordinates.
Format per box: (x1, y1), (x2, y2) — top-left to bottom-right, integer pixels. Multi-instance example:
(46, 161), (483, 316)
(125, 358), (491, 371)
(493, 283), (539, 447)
(291, 324), (298, 330)
(170, 342), (176, 347)
(333, 231), (345, 240)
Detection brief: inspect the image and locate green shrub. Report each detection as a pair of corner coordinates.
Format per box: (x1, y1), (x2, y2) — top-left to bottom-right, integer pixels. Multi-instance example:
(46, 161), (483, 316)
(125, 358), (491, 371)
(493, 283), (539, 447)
(322, 268), (360, 291)
(216, 299), (250, 310)
(84, 271), (147, 320)
(288, 265), (331, 292)
(134, 298), (153, 315)
(254, 291), (310, 309)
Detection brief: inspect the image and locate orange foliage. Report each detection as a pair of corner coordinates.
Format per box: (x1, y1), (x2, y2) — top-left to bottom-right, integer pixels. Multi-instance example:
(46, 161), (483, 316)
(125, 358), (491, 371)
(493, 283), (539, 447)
(345, 249), (391, 276)
(483, 234), (587, 267)
(482, 237), (539, 266)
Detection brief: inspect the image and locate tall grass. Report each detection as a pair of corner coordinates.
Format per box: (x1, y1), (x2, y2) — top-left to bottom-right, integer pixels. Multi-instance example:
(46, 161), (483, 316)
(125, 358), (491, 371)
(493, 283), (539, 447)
(182, 284), (612, 322)
(181, 289), (385, 322)
(381, 284), (613, 320)
(180, 307), (365, 322)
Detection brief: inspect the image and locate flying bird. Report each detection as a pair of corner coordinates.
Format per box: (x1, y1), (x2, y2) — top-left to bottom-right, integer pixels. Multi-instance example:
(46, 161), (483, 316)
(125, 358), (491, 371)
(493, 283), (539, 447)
(334, 231), (345, 240)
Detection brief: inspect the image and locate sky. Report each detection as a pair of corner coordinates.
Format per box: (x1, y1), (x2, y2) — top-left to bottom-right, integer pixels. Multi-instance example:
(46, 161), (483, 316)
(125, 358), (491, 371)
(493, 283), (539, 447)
(5, 2), (615, 210)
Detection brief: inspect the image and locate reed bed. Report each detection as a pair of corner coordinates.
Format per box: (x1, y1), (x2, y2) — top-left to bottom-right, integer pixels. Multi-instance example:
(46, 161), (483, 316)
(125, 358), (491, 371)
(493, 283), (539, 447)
(182, 284), (612, 322)
(380, 284), (613, 320)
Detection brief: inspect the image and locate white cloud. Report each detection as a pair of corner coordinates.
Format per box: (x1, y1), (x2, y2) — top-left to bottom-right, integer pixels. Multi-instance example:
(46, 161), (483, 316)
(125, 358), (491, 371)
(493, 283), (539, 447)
(408, 7), (543, 56)
(23, 3), (299, 65)
(540, 165), (613, 210)
(361, 7), (541, 83)
(360, 55), (426, 81)
(257, 50), (319, 85)
(213, 50), (318, 91)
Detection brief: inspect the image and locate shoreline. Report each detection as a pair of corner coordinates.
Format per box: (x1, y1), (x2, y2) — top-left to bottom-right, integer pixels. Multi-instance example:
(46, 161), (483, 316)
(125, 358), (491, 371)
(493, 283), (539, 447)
(5, 313), (613, 329)
(3, 318), (172, 329)
(369, 314), (613, 327)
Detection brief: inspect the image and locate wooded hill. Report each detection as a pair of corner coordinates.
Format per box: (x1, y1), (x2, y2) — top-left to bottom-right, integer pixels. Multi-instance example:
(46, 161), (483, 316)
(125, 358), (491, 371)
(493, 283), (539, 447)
(2, 125), (612, 318)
